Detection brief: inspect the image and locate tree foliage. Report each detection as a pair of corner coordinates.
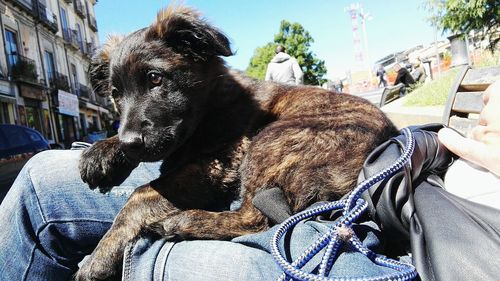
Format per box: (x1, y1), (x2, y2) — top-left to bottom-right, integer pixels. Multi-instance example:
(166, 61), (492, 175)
(424, 0), (499, 51)
(246, 43), (275, 81)
(246, 20), (327, 85)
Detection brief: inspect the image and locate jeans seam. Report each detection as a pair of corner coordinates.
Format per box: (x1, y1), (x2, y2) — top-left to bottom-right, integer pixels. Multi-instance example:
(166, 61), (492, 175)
(22, 242), (38, 281)
(35, 219), (115, 245)
(41, 218), (115, 224)
(122, 243), (135, 281)
(154, 242), (176, 281)
(22, 165), (48, 281)
(140, 161), (161, 177)
(29, 219), (115, 278)
(26, 165), (48, 226)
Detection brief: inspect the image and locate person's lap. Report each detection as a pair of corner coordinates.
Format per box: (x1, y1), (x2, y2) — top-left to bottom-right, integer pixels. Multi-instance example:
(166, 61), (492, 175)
(0, 149), (161, 280)
(0, 149), (398, 281)
(124, 220), (393, 281)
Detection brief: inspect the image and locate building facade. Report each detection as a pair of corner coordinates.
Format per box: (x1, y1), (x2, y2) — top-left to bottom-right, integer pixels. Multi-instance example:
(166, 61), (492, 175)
(0, 0), (112, 147)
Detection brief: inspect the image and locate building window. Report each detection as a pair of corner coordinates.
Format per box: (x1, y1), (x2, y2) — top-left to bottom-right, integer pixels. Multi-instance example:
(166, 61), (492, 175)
(60, 7), (71, 44)
(24, 99), (43, 134)
(0, 103), (12, 124)
(44, 51), (55, 86)
(76, 23), (84, 52)
(71, 63), (78, 94)
(5, 30), (19, 71)
(60, 7), (69, 30)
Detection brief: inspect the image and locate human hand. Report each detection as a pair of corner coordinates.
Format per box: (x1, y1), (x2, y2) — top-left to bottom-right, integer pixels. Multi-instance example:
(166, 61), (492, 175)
(438, 80), (500, 177)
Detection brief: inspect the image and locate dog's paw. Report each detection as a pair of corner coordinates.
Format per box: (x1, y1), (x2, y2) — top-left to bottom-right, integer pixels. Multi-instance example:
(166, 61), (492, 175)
(74, 256), (121, 281)
(79, 140), (137, 192)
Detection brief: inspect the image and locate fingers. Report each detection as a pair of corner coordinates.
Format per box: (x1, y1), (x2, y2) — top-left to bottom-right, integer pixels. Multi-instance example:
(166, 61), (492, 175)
(483, 80), (500, 105)
(470, 125), (485, 143)
(477, 101), (499, 127)
(470, 125), (500, 145)
(439, 80), (500, 176)
(438, 128), (488, 168)
(478, 81), (500, 127)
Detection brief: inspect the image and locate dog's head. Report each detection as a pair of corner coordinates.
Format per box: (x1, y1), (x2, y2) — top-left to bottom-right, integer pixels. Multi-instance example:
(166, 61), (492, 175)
(91, 6), (232, 162)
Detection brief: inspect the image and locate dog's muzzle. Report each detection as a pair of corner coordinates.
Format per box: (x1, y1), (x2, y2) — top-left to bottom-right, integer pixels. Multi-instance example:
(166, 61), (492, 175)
(119, 131), (145, 161)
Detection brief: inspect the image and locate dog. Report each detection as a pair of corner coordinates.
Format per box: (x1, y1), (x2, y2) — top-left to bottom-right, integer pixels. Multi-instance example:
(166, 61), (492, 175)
(76, 5), (397, 280)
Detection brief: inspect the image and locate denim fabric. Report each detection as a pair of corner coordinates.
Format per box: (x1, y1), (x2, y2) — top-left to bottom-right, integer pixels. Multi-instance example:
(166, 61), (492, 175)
(0, 149), (161, 281)
(124, 221), (398, 281)
(0, 149), (405, 281)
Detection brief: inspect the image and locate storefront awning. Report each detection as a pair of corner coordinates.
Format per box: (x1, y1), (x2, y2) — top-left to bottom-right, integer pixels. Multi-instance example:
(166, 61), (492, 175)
(99, 107), (110, 114)
(86, 102), (99, 111)
(0, 94), (16, 104)
(19, 83), (46, 101)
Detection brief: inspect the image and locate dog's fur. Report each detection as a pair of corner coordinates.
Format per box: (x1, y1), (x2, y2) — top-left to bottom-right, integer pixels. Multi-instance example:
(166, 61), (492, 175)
(76, 6), (397, 280)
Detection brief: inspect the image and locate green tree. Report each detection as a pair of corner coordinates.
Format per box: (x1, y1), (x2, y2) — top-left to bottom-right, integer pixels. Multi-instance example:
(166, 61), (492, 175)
(424, 0), (499, 51)
(246, 20), (327, 85)
(246, 43), (275, 80)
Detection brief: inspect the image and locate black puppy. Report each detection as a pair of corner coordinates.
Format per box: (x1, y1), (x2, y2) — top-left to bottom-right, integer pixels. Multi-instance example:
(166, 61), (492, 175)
(76, 5), (397, 280)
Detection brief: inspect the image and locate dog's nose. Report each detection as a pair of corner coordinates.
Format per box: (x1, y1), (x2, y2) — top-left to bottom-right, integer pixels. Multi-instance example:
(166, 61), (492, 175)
(119, 132), (144, 160)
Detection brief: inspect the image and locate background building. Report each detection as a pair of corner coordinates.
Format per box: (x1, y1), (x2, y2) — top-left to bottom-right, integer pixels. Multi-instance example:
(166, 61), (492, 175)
(0, 0), (113, 148)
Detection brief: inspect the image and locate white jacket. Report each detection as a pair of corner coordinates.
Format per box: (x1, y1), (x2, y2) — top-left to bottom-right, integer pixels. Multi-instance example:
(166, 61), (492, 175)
(265, 52), (304, 85)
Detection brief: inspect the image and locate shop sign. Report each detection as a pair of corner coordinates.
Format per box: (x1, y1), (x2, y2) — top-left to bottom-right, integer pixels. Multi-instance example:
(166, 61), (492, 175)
(58, 90), (79, 117)
(20, 84), (46, 101)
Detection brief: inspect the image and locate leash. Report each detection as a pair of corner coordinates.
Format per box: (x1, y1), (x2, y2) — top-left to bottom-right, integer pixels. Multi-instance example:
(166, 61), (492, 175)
(271, 128), (418, 281)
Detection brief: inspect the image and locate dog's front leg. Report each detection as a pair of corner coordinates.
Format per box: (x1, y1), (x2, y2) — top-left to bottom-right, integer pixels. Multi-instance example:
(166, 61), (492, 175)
(152, 198), (269, 241)
(75, 183), (177, 281)
(75, 155), (240, 281)
(79, 135), (138, 193)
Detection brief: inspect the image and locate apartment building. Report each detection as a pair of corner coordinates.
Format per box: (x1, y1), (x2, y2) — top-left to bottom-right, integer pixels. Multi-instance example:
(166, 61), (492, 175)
(0, 0), (112, 147)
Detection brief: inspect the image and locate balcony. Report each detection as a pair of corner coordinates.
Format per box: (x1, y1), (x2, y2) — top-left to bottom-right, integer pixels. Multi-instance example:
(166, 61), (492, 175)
(49, 72), (71, 92)
(6, 0), (35, 16)
(83, 41), (95, 58)
(10, 55), (39, 84)
(95, 95), (109, 107)
(62, 28), (80, 50)
(88, 15), (98, 32)
(74, 0), (86, 19)
(36, 1), (58, 33)
(77, 83), (91, 100)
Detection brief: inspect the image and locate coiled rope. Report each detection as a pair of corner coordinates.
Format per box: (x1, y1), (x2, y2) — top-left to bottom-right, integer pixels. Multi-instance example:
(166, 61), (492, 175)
(271, 128), (418, 281)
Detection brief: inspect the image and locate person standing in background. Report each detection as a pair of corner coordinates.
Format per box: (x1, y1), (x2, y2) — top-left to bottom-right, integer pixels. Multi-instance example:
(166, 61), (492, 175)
(333, 78), (344, 93)
(265, 45), (304, 85)
(376, 65), (387, 88)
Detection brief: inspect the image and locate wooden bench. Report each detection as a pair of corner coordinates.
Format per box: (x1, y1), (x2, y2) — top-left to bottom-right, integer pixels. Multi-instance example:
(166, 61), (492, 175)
(379, 84), (404, 107)
(442, 65), (500, 135)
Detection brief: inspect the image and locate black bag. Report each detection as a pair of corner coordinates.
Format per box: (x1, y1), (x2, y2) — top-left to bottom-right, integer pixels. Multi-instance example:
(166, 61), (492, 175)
(361, 124), (500, 281)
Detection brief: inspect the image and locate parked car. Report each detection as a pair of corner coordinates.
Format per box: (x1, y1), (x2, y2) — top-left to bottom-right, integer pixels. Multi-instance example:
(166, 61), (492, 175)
(0, 124), (50, 201)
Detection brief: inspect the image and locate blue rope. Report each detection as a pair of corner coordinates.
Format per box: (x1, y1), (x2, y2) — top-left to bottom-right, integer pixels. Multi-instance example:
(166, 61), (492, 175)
(271, 128), (418, 281)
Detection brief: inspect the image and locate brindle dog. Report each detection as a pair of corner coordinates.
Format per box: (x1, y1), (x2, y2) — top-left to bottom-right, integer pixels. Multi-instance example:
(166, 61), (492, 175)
(76, 5), (397, 281)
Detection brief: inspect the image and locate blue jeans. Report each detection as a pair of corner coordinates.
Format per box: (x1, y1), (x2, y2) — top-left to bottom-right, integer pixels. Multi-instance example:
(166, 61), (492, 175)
(0, 149), (402, 281)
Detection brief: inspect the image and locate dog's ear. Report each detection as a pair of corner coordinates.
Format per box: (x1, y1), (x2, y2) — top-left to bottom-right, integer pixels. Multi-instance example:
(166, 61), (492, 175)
(146, 5), (232, 61)
(89, 35), (123, 97)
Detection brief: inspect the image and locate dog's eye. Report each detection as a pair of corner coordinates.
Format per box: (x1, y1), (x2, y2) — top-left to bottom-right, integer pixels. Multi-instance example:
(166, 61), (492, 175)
(147, 72), (163, 87)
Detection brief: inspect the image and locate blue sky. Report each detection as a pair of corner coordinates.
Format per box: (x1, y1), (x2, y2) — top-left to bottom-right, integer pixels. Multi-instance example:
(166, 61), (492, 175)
(95, 0), (446, 79)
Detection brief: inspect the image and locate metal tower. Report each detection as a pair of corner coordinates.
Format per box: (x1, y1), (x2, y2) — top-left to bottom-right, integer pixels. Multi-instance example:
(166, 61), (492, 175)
(345, 3), (364, 67)
(345, 3), (373, 85)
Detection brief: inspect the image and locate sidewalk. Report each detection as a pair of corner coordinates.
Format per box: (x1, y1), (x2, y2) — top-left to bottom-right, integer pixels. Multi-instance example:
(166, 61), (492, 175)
(380, 96), (444, 129)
